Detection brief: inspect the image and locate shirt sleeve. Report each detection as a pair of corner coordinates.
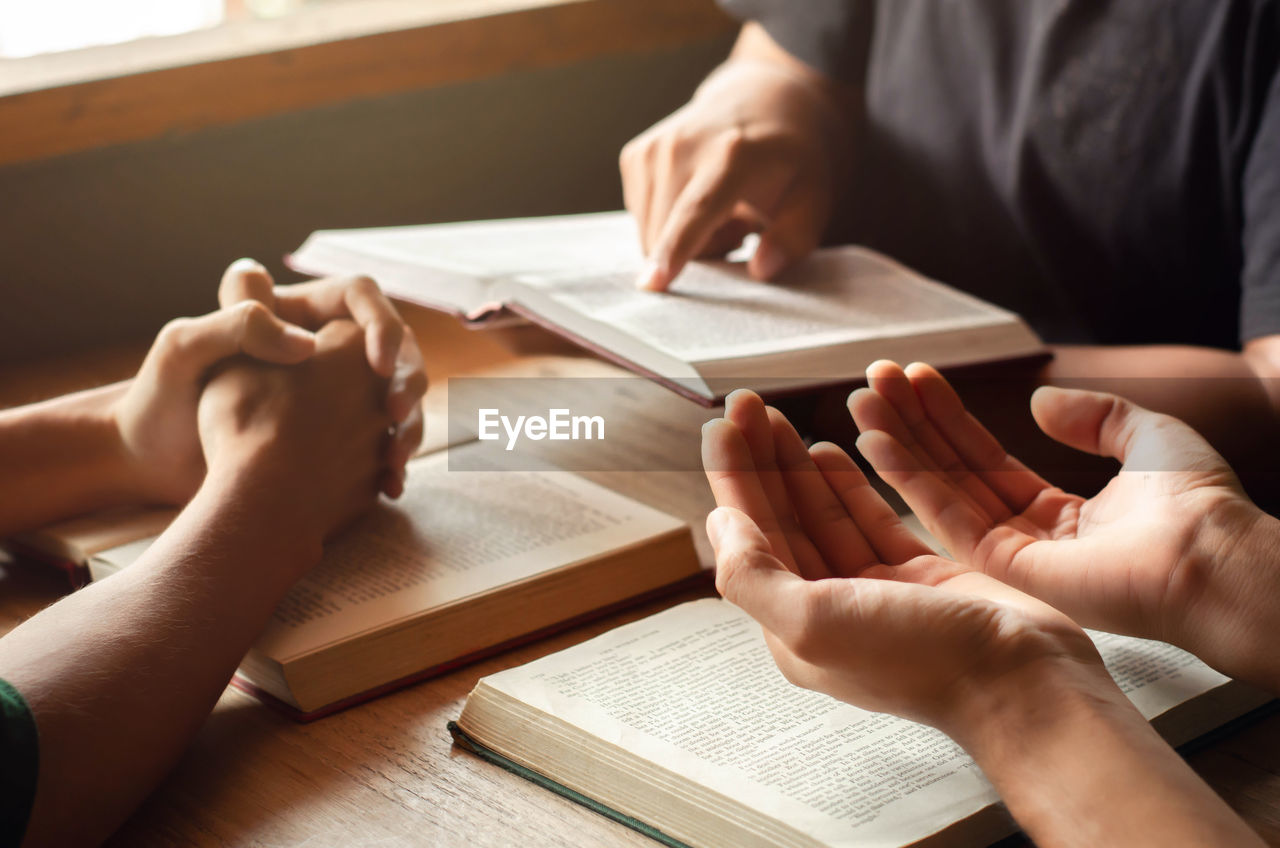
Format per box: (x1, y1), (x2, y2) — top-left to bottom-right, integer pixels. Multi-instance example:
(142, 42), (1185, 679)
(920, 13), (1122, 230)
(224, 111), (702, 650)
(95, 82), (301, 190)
(1240, 63), (1280, 342)
(0, 680), (38, 848)
(716, 0), (874, 85)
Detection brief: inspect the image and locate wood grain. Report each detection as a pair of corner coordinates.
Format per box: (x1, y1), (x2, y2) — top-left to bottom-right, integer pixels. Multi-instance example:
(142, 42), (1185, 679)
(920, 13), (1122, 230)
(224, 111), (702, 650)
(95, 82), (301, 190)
(3, 306), (1279, 846)
(0, 0), (733, 168)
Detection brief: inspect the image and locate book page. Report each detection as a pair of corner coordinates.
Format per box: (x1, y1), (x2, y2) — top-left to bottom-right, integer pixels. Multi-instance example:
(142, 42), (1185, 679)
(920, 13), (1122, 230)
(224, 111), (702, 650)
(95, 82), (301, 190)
(482, 599), (1235, 847)
(252, 447), (684, 660)
(315, 211), (643, 281)
(517, 248), (1019, 363)
(439, 354), (717, 563)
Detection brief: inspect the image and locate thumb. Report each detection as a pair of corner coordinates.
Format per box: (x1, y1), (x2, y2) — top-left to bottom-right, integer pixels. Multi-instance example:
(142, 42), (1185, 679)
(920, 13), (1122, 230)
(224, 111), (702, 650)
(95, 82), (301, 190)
(1030, 386), (1227, 472)
(235, 301), (318, 365)
(708, 507), (798, 627)
(219, 257), (277, 310)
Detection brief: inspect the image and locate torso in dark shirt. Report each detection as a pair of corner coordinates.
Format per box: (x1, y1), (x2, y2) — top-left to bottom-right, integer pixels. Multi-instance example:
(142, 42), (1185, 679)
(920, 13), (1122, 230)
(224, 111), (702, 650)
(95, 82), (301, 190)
(722, 0), (1280, 348)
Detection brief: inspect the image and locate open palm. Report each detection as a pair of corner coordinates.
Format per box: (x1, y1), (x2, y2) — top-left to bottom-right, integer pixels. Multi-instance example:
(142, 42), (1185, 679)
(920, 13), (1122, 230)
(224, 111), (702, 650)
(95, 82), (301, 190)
(848, 360), (1259, 649)
(701, 389), (1098, 726)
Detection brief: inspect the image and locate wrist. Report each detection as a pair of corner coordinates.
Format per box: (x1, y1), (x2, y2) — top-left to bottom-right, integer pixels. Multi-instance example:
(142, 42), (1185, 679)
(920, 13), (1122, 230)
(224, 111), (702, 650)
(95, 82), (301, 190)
(942, 653), (1128, 761)
(200, 451), (326, 576)
(102, 382), (171, 504)
(944, 653), (1260, 847)
(32, 382), (150, 505)
(1177, 503), (1280, 691)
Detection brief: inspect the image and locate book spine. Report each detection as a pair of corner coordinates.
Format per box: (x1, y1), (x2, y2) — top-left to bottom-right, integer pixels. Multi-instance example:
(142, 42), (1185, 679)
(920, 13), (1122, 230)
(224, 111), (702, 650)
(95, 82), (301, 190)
(4, 542), (89, 590)
(233, 572), (713, 722)
(446, 722), (694, 848)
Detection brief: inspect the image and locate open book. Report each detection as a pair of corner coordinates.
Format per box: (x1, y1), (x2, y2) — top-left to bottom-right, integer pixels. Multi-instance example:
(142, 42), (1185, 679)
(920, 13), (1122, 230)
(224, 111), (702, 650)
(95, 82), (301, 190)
(84, 447), (699, 719)
(288, 212), (1046, 405)
(452, 599), (1272, 848)
(7, 356), (712, 720)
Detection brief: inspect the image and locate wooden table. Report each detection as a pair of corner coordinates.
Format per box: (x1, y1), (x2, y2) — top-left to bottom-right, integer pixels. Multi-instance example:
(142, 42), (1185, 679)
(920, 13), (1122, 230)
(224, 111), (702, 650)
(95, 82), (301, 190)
(2, 306), (1280, 847)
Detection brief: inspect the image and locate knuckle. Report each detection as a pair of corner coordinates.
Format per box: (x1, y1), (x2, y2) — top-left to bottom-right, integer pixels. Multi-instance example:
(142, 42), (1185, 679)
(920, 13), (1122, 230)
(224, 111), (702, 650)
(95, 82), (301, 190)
(156, 316), (193, 352)
(715, 127), (751, 164)
(234, 300), (273, 340)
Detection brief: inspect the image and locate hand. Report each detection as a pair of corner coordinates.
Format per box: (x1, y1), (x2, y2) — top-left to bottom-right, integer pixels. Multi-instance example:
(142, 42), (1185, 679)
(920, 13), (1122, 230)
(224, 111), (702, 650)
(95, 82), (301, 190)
(848, 360), (1280, 690)
(218, 259), (427, 497)
(620, 25), (852, 292)
(197, 320), (391, 552)
(702, 390), (1102, 731)
(113, 297), (319, 506)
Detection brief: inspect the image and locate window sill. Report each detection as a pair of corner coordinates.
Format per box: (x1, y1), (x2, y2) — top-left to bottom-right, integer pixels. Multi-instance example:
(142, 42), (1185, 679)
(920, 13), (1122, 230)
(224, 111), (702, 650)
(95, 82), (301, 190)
(0, 0), (732, 167)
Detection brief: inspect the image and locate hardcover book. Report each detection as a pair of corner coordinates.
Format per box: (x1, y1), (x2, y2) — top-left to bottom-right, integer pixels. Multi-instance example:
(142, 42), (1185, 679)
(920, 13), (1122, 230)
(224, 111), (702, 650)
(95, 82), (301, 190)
(288, 212), (1047, 405)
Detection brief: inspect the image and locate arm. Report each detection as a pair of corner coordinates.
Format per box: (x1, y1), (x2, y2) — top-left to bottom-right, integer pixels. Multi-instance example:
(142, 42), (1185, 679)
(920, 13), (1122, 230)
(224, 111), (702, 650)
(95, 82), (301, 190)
(702, 391), (1263, 846)
(0, 303), (316, 537)
(2, 472), (320, 846)
(619, 22), (857, 290)
(0, 263), (428, 539)
(0, 384), (139, 539)
(952, 658), (1261, 848)
(1, 320), (390, 847)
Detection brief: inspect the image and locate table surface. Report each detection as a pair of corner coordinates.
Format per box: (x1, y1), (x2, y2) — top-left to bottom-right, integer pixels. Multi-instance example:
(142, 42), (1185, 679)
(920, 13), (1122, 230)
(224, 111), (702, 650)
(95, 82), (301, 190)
(2, 306), (1279, 848)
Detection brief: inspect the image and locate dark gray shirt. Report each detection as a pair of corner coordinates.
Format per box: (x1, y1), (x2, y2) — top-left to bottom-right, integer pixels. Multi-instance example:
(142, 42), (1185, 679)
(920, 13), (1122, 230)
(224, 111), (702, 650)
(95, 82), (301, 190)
(721, 0), (1280, 347)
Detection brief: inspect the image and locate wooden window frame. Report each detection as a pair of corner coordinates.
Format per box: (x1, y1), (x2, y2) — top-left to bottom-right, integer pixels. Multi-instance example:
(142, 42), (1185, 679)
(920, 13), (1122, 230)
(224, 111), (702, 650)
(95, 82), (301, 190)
(0, 0), (733, 167)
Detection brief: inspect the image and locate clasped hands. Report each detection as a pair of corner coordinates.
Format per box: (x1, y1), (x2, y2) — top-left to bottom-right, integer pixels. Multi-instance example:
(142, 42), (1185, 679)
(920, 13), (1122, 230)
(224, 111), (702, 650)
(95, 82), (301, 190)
(704, 360), (1280, 739)
(110, 260), (427, 548)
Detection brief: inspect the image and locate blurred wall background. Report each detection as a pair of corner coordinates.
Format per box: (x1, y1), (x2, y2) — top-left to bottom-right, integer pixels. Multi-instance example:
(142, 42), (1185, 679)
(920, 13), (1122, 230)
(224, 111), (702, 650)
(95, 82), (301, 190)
(0, 35), (731, 361)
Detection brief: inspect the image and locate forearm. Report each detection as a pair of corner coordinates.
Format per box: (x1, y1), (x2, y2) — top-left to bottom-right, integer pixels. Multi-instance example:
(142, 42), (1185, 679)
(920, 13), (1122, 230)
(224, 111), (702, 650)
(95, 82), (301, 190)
(949, 660), (1262, 848)
(0, 382), (142, 538)
(0, 465), (320, 846)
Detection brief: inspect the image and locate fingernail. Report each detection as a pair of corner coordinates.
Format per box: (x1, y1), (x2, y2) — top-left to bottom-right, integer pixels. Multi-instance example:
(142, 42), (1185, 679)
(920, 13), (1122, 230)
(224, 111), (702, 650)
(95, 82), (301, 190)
(752, 240), (787, 280)
(229, 257), (266, 274)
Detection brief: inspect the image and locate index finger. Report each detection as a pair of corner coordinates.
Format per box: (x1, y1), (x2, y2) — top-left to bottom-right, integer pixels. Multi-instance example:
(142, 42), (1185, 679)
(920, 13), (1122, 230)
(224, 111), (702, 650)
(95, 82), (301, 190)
(767, 407), (882, 576)
(854, 429), (989, 559)
(906, 362), (1051, 513)
(642, 157), (749, 291)
(702, 417), (801, 573)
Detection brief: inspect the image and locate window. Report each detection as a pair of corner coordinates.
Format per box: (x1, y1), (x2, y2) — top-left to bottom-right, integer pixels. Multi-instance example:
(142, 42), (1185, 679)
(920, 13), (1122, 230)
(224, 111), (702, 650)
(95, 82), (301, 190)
(0, 0), (732, 167)
(0, 0), (325, 59)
